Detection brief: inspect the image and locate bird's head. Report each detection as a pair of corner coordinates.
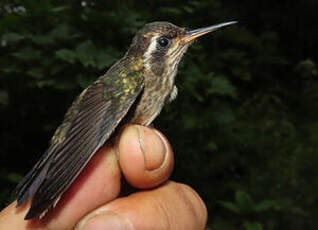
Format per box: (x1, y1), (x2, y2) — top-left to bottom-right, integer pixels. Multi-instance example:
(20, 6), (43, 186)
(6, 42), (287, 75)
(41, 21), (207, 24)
(126, 21), (237, 77)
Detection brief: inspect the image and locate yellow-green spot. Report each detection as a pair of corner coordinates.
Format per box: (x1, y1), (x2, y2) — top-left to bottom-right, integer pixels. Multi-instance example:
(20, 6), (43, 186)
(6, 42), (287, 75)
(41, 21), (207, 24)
(52, 123), (69, 144)
(130, 57), (143, 71)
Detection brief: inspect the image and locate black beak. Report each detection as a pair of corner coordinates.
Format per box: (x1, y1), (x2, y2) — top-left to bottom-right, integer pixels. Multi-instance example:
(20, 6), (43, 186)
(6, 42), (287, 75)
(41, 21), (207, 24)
(182, 21), (237, 43)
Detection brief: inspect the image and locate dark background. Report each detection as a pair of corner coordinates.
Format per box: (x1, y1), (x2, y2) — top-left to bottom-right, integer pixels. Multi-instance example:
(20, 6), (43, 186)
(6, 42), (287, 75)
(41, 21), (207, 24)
(1, 0), (318, 229)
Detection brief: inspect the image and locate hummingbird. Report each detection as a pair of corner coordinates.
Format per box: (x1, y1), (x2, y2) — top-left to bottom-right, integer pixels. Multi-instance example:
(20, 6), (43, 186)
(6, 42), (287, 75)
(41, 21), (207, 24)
(15, 21), (237, 219)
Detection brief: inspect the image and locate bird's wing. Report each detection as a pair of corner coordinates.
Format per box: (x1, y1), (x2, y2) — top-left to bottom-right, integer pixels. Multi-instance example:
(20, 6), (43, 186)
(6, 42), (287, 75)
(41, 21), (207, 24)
(15, 61), (144, 219)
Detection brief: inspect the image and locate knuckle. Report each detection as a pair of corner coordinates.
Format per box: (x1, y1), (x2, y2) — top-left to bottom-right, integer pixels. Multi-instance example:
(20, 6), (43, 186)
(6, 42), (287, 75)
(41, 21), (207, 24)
(175, 183), (208, 229)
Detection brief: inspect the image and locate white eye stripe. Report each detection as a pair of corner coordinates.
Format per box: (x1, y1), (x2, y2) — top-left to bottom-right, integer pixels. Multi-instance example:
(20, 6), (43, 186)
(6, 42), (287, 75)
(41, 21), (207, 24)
(143, 36), (157, 67)
(142, 35), (188, 77)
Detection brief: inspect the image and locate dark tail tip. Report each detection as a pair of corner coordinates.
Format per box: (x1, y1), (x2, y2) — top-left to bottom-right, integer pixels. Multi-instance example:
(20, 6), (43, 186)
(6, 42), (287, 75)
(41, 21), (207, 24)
(24, 210), (38, 220)
(24, 196), (55, 220)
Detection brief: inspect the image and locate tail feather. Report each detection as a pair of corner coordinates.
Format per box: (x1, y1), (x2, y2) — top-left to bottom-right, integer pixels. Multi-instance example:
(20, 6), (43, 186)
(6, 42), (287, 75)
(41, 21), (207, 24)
(15, 152), (53, 207)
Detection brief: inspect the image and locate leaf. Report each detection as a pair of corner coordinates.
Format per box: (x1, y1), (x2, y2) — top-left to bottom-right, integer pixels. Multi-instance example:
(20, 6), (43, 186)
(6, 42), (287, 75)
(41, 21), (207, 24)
(2, 32), (24, 42)
(232, 67), (252, 81)
(35, 79), (55, 88)
(49, 64), (64, 75)
(159, 7), (183, 15)
(95, 51), (116, 70)
(75, 40), (97, 67)
(243, 221), (263, 230)
(206, 142), (218, 151)
(50, 6), (70, 13)
(207, 76), (237, 98)
(6, 173), (23, 184)
(253, 200), (276, 212)
(55, 49), (77, 63)
(235, 191), (254, 210)
(0, 90), (9, 106)
(211, 218), (236, 230)
(182, 5), (195, 13)
(12, 48), (42, 61)
(50, 24), (73, 40)
(28, 34), (54, 45)
(295, 59), (318, 78)
(2, 66), (21, 74)
(76, 74), (95, 88)
(52, 77), (77, 90)
(219, 201), (240, 214)
(26, 68), (44, 79)
(182, 114), (198, 129)
(211, 106), (236, 125)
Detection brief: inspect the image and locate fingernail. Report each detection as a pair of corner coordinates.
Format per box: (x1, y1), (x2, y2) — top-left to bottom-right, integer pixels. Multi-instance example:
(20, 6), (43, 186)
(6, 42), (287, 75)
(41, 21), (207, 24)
(136, 126), (168, 171)
(79, 211), (133, 230)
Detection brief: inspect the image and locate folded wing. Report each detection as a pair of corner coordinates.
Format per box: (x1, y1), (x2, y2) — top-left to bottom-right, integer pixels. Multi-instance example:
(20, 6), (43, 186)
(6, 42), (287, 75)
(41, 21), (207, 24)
(15, 64), (144, 219)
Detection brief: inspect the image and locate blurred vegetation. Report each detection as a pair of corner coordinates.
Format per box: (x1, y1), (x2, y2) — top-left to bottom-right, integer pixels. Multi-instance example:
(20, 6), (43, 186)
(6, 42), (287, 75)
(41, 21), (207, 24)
(1, 0), (318, 229)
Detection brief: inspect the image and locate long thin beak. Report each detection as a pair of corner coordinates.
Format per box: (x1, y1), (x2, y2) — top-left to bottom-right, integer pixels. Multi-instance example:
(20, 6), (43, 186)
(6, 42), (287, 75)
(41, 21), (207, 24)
(181, 21), (237, 43)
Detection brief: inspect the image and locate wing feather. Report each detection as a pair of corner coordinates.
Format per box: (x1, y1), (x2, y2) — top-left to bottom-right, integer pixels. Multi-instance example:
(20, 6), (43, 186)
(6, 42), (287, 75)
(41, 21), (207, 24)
(16, 63), (144, 219)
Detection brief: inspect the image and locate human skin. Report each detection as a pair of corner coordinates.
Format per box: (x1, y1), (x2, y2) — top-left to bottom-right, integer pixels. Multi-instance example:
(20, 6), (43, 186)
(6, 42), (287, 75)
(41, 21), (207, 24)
(0, 125), (207, 230)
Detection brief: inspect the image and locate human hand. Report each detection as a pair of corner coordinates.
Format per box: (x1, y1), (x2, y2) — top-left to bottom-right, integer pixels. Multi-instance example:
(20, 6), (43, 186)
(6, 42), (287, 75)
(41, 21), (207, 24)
(0, 125), (207, 230)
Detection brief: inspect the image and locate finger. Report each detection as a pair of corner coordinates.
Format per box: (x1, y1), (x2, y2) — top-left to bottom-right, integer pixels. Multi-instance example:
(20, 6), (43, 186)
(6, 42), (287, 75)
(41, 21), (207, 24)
(1, 125), (174, 230)
(118, 125), (174, 189)
(1, 145), (121, 230)
(75, 181), (207, 230)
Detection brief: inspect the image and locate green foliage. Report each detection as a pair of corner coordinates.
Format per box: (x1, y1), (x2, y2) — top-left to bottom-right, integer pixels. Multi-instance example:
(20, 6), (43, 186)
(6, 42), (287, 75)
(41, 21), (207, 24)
(6, 173), (23, 184)
(217, 191), (307, 229)
(1, 1), (318, 229)
(2, 32), (24, 42)
(243, 221), (263, 230)
(207, 75), (237, 98)
(0, 90), (9, 107)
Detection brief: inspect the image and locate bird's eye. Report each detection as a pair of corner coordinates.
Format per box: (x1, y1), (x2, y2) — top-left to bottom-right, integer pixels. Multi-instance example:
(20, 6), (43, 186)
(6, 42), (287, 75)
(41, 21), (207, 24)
(157, 37), (170, 48)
